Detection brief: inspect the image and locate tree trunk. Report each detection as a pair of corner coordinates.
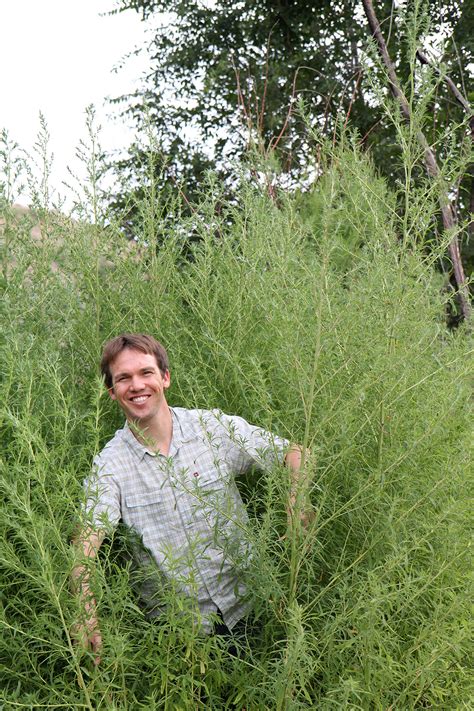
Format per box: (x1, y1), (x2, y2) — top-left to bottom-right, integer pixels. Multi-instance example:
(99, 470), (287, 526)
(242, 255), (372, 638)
(362, 0), (471, 321)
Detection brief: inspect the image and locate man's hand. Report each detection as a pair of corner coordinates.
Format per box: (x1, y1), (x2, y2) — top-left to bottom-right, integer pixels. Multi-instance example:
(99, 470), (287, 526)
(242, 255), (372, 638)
(284, 445), (314, 531)
(72, 602), (102, 666)
(286, 498), (314, 530)
(71, 527), (105, 667)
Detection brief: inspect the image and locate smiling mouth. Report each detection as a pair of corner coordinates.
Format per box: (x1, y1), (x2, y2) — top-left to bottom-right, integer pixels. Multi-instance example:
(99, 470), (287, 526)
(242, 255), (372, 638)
(129, 395), (150, 404)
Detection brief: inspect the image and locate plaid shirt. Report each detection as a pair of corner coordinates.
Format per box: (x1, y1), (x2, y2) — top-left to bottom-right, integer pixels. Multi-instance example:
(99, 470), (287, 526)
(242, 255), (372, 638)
(84, 407), (288, 632)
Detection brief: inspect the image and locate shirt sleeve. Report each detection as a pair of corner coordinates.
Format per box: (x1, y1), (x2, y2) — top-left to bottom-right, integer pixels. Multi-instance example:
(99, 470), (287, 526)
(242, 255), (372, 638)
(82, 453), (122, 530)
(213, 410), (290, 475)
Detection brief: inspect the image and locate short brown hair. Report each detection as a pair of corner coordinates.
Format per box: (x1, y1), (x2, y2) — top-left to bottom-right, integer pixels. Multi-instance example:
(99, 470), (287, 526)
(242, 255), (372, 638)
(100, 334), (169, 388)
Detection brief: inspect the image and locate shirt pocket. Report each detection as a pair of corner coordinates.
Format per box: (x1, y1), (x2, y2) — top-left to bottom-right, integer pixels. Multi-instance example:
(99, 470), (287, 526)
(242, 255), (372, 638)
(123, 490), (163, 532)
(126, 490), (162, 507)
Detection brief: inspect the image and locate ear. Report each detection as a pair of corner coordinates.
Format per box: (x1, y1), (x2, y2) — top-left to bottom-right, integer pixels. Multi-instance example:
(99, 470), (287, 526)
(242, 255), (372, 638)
(108, 386), (117, 401)
(163, 369), (171, 389)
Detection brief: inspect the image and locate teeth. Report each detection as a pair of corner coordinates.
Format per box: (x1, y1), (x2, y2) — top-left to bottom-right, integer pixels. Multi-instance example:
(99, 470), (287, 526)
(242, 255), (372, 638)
(131, 396), (148, 403)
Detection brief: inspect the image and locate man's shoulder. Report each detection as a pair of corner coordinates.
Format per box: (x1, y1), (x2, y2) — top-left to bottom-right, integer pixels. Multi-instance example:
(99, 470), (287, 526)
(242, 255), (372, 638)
(172, 407), (263, 449)
(95, 426), (129, 464)
(172, 406), (221, 422)
(172, 406), (230, 433)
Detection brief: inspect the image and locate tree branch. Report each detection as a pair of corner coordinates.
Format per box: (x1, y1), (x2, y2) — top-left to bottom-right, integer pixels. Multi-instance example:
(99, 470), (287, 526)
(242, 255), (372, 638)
(416, 48), (474, 241)
(362, 0), (471, 321)
(415, 49), (471, 114)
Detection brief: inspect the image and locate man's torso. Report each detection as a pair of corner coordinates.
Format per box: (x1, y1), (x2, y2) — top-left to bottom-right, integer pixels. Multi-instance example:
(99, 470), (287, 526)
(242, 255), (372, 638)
(85, 407), (287, 630)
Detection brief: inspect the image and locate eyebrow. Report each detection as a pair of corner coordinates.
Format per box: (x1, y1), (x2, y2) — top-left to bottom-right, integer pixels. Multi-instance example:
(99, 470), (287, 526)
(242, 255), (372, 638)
(114, 366), (156, 379)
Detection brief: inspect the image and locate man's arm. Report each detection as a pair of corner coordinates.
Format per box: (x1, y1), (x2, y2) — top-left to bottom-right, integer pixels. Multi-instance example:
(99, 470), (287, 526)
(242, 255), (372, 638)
(71, 527), (105, 666)
(284, 445), (312, 528)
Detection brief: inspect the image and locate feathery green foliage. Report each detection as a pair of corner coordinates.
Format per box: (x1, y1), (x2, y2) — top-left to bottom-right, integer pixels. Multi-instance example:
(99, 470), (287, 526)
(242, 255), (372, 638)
(1, 125), (472, 709)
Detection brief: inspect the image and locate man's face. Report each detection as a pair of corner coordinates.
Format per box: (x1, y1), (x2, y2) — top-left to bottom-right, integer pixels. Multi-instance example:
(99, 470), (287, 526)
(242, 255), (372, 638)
(108, 348), (170, 424)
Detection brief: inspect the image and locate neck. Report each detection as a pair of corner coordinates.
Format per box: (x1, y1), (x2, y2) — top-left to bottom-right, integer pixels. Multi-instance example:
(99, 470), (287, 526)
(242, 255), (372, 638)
(128, 404), (173, 455)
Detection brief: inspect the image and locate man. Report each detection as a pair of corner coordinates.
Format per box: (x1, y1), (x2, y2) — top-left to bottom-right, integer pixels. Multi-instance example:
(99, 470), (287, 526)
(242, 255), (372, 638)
(72, 333), (304, 664)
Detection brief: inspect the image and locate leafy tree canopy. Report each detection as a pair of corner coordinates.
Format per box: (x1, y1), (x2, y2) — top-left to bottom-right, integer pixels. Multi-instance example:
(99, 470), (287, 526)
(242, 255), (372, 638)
(112, 0), (471, 187)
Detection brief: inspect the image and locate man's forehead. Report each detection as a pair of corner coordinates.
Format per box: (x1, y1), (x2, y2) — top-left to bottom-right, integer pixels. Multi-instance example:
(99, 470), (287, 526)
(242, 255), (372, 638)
(110, 348), (158, 372)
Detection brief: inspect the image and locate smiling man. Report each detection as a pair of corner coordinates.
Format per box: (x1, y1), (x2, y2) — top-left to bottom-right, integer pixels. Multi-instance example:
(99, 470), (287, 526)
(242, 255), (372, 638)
(72, 333), (304, 663)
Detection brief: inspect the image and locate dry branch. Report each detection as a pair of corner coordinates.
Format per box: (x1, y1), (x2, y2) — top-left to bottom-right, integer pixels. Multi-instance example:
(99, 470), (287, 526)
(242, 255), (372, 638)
(415, 50), (471, 114)
(362, 0), (471, 321)
(416, 49), (474, 241)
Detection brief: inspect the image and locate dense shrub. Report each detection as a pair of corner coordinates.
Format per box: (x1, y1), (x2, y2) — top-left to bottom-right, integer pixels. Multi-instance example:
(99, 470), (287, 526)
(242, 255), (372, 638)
(1, 140), (472, 708)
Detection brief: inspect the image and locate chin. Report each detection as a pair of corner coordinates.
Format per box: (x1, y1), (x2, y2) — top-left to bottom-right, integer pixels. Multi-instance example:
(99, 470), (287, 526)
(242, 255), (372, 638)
(130, 408), (154, 422)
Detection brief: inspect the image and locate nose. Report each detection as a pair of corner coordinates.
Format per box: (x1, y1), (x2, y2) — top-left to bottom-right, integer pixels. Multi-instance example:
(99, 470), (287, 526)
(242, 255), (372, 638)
(130, 375), (145, 391)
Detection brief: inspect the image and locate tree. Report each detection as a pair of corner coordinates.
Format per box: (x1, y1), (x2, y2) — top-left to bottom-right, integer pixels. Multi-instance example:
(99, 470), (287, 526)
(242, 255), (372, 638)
(113, 1), (470, 179)
(362, 0), (470, 319)
(110, 0), (473, 298)
(112, 1), (370, 183)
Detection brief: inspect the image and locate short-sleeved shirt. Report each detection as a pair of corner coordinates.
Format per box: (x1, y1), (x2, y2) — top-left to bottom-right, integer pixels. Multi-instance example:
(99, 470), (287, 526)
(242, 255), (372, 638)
(84, 407), (288, 632)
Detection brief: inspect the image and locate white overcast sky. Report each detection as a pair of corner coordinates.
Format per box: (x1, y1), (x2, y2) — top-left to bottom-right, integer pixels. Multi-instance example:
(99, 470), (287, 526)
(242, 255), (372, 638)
(0, 1), (149, 206)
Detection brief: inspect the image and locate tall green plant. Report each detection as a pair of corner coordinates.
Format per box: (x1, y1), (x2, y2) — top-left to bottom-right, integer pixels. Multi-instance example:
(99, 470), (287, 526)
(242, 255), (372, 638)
(1, 104), (472, 706)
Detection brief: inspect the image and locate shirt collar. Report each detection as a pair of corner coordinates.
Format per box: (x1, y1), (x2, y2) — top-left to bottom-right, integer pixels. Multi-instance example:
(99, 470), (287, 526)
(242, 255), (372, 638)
(121, 407), (199, 459)
(121, 420), (152, 461)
